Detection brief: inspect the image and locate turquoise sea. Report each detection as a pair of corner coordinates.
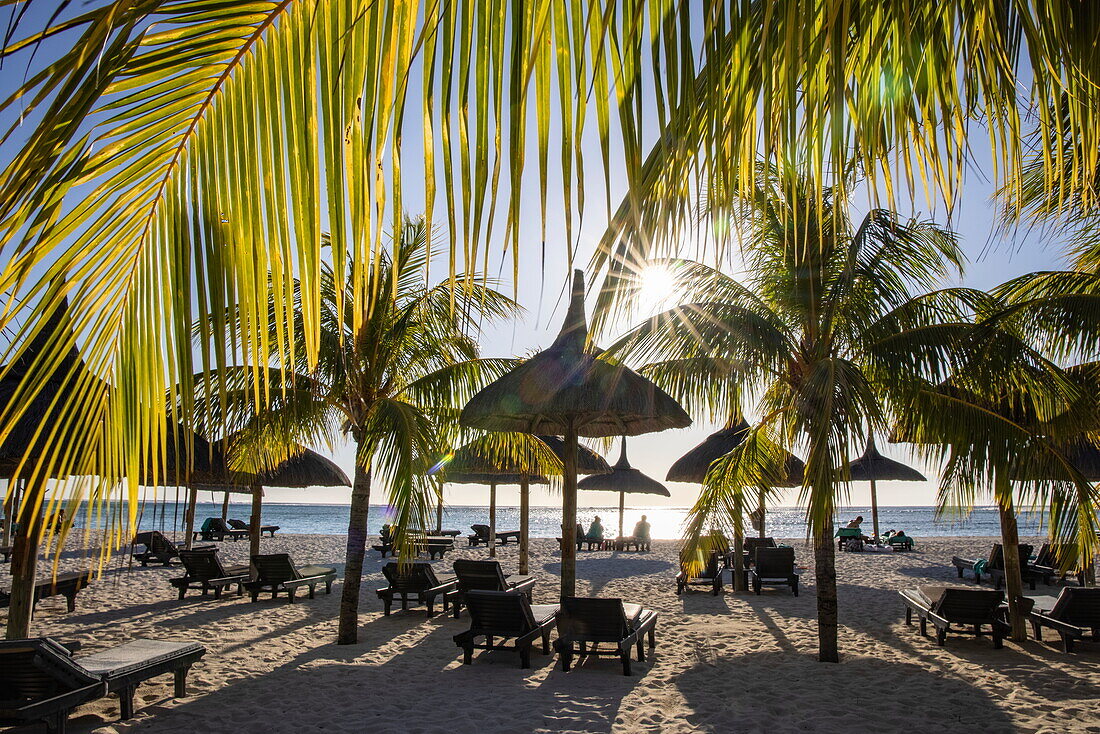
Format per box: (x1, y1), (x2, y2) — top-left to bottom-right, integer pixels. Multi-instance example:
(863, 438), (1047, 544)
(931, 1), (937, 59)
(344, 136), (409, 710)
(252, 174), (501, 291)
(71, 502), (1044, 540)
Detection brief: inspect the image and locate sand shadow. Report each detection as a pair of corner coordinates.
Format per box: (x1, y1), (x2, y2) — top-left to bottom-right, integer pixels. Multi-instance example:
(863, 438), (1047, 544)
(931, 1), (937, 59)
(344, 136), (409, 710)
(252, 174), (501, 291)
(104, 613), (638, 734)
(675, 651), (1017, 733)
(542, 557), (674, 596)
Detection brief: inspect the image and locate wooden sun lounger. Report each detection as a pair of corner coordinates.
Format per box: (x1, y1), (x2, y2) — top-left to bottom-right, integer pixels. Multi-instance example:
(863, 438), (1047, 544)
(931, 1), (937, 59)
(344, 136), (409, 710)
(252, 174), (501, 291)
(900, 586), (1008, 648)
(554, 597), (658, 676)
(454, 590), (558, 668)
(675, 551), (724, 595)
(376, 561), (456, 616)
(743, 537), (777, 567)
(986, 544), (1036, 590)
(0, 545), (11, 562)
(614, 536), (650, 552)
(0, 571), (92, 613)
(951, 543), (1032, 587)
(1029, 543), (1088, 587)
(0, 637), (204, 732)
(132, 531), (209, 566)
(467, 524), (521, 547)
(227, 518), (280, 537)
(448, 559), (535, 618)
(751, 547), (799, 596)
(1030, 587), (1100, 652)
(170, 549), (249, 599)
(194, 517), (250, 542)
(245, 553), (336, 603)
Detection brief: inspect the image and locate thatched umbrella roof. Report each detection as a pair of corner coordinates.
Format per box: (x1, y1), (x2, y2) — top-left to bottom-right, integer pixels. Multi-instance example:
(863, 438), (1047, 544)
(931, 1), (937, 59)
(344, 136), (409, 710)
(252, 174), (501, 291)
(0, 292), (108, 477)
(1011, 439), (1100, 482)
(845, 438), (926, 482)
(666, 421), (750, 483)
(460, 269), (690, 596)
(665, 421), (804, 486)
(537, 435), (611, 475)
(436, 441), (549, 485)
(578, 438), (669, 497)
(460, 270), (691, 438)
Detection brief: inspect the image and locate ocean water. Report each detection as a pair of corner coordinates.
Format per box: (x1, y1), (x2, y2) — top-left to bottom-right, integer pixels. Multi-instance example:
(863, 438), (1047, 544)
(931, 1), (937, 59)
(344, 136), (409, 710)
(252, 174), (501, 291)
(70, 502), (1044, 540)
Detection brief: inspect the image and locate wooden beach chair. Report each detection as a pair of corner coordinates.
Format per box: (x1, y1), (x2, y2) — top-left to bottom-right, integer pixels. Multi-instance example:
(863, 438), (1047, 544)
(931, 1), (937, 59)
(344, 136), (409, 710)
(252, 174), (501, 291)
(376, 561), (456, 616)
(743, 537), (777, 567)
(951, 543), (1030, 585)
(194, 517), (249, 542)
(675, 551), (724, 595)
(467, 524), (521, 547)
(1030, 587), (1100, 652)
(899, 586), (1008, 648)
(0, 571), (92, 613)
(448, 559), (535, 618)
(227, 518), (280, 537)
(554, 597), (658, 676)
(0, 545), (12, 562)
(986, 543), (1035, 590)
(245, 553), (336, 603)
(836, 527), (864, 551)
(453, 590), (559, 668)
(751, 547), (799, 596)
(170, 549), (249, 600)
(1029, 543), (1087, 587)
(0, 637), (204, 731)
(131, 531), (202, 566)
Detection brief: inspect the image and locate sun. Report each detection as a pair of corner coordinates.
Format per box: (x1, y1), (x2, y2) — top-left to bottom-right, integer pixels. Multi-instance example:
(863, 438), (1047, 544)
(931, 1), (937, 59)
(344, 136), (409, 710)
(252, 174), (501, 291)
(636, 265), (678, 314)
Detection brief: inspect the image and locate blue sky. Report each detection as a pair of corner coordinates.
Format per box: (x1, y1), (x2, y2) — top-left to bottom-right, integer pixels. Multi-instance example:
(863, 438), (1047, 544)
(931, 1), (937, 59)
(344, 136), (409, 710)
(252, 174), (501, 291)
(0, 4), (1073, 509)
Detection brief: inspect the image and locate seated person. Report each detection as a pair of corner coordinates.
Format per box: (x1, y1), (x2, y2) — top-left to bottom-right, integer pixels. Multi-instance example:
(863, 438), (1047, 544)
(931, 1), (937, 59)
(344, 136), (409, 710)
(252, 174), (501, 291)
(631, 515), (651, 551)
(574, 522), (586, 550)
(846, 515), (871, 542)
(890, 529), (912, 547)
(587, 516), (605, 545)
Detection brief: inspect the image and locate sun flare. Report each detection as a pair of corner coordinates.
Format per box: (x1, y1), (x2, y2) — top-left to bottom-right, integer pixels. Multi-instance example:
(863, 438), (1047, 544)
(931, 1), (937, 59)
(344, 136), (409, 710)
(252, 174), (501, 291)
(636, 265), (678, 314)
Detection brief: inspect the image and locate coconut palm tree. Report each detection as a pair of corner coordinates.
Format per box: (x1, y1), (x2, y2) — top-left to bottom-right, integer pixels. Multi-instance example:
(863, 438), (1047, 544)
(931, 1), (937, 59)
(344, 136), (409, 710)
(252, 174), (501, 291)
(0, 4), (1095, 536)
(191, 217), (520, 645)
(603, 168), (973, 662)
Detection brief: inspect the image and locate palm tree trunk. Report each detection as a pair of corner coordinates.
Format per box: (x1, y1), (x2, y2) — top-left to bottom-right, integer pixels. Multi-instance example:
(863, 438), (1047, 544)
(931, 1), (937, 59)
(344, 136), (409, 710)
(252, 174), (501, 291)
(732, 492), (746, 592)
(6, 474), (46, 639)
(338, 459), (372, 645)
(221, 491), (231, 521)
(560, 424), (578, 599)
(995, 475), (1027, 640)
(249, 485), (263, 559)
(519, 477), (530, 575)
(489, 482), (497, 559)
(813, 519), (839, 662)
(183, 486), (198, 550)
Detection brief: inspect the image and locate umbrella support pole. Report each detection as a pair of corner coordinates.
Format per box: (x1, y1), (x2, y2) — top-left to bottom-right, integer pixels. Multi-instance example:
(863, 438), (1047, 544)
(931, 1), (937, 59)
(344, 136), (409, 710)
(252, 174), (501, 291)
(618, 490), (625, 541)
(561, 426), (579, 600)
(489, 482), (497, 559)
(435, 494), (444, 535)
(6, 474), (46, 640)
(733, 492), (746, 592)
(758, 493), (766, 539)
(250, 485), (263, 559)
(221, 492), (231, 521)
(1, 478), (20, 548)
(870, 478), (880, 542)
(519, 478), (530, 575)
(183, 487), (198, 550)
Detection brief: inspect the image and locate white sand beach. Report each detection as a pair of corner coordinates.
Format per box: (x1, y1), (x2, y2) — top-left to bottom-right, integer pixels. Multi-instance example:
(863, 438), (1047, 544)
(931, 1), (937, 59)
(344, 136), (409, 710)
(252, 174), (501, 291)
(6, 535), (1099, 734)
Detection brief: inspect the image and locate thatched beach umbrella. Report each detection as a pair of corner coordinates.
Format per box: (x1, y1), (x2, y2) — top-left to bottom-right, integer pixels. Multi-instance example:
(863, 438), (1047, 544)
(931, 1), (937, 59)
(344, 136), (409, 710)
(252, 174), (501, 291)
(844, 436), (925, 542)
(437, 440), (549, 559)
(667, 421), (803, 590)
(667, 421), (803, 538)
(578, 437), (669, 539)
(461, 269), (691, 597)
(203, 437), (351, 557)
